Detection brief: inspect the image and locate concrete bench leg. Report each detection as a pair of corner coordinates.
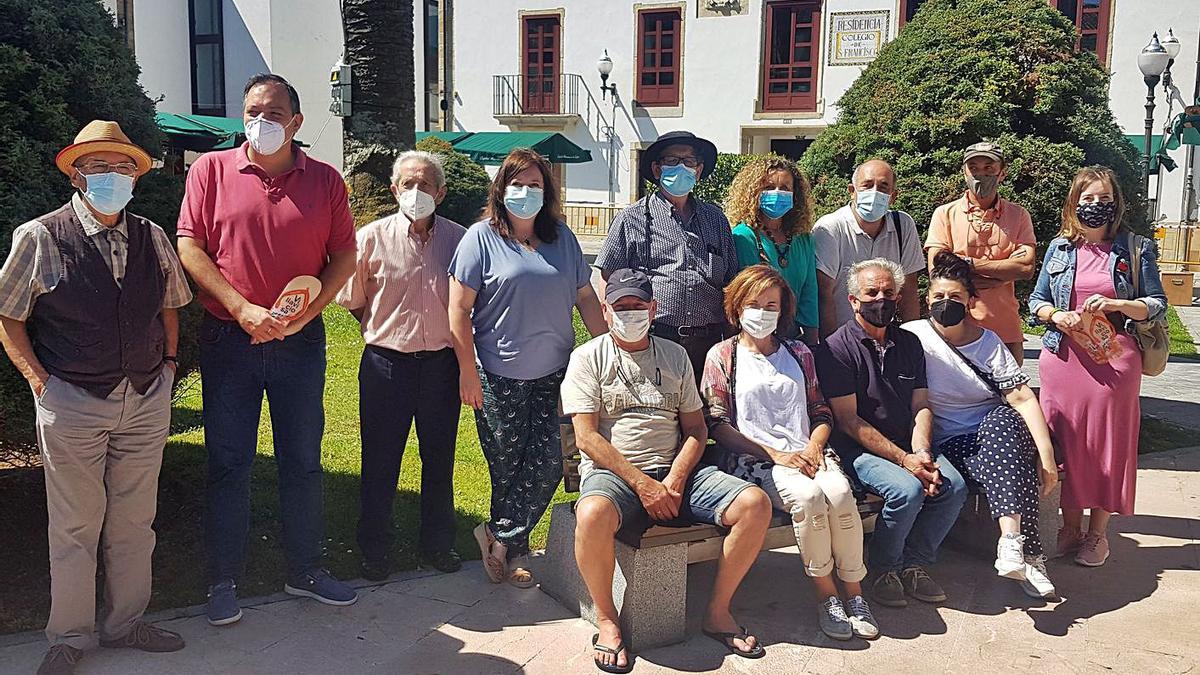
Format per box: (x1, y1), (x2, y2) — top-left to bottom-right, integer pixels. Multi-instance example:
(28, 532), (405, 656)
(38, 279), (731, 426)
(949, 484), (1063, 560)
(538, 503), (689, 650)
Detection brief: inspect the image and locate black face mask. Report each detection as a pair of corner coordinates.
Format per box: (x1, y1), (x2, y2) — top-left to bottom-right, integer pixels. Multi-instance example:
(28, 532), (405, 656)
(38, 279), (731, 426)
(1076, 201), (1117, 229)
(930, 298), (967, 327)
(857, 297), (898, 328)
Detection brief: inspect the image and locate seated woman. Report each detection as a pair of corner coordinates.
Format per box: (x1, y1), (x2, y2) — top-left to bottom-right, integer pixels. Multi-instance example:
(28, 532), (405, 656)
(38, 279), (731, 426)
(701, 265), (877, 641)
(902, 251), (1059, 599)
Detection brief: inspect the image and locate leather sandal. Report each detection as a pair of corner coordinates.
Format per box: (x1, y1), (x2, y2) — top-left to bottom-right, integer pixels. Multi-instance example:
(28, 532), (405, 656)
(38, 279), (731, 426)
(473, 523), (505, 583)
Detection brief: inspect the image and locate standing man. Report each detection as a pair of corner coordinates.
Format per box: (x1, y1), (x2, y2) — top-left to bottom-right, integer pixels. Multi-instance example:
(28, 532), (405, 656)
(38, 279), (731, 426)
(813, 159), (925, 339)
(337, 150), (466, 581)
(177, 73), (358, 626)
(595, 131), (741, 382)
(815, 259), (967, 609)
(0, 121), (190, 675)
(926, 142), (1035, 363)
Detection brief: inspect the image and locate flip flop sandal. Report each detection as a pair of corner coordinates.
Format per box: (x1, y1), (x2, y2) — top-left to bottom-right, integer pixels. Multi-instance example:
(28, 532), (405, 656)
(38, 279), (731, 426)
(507, 564), (535, 589)
(702, 625), (766, 659)
(592, 634), (634, 674)
(473, 524), (505, 584)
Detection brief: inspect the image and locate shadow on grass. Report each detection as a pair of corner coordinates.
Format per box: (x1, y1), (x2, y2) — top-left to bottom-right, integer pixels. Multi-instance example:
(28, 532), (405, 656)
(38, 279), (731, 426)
(0, 437), (512, 637)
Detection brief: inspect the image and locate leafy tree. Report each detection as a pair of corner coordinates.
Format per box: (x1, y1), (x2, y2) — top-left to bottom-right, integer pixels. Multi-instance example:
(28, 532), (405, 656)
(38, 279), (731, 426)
(0, 0), (183, 456)
(800, 0), (1146, 247)
(415, 136), (490, 226)
(341, 0), (415, 225)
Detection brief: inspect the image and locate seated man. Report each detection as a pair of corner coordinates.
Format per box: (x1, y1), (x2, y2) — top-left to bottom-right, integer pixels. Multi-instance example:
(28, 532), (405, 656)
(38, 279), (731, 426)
(814, 258), (968, 609)
(562, 268), (773, 673)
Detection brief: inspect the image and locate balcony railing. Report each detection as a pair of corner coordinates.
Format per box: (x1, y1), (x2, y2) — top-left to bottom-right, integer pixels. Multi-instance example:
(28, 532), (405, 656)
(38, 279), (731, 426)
(493, 73), (610, 136)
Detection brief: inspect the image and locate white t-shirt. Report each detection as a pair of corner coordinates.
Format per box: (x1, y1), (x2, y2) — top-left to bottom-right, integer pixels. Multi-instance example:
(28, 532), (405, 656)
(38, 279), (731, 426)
(733, 344), (813, 454)
(561, 335), (703, 477)
(813, 205), (926, 327)
(902, 320), (1028, 444)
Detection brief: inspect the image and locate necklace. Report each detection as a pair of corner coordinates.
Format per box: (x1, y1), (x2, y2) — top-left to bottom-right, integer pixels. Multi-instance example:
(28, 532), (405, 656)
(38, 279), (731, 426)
(755, 230), (790, 268)
(612, 336), (662, 402)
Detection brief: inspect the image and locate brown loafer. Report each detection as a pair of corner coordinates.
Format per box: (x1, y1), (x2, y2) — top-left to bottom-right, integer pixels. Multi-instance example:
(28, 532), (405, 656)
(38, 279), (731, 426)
(37, 645), (82, 675)
(100, 621), (185, 653)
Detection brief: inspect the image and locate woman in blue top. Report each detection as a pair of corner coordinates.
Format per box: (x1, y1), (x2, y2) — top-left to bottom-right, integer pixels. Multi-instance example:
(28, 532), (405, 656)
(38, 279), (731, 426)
(450, 149), (607, 588)
(726, 156), (819, 343)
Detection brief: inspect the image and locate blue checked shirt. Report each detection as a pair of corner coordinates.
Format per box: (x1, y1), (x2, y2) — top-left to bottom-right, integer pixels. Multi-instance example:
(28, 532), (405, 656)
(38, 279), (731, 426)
(596, 192), (741, 328)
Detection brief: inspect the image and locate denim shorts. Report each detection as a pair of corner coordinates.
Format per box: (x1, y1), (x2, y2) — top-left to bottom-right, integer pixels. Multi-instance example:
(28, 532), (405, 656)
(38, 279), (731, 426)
(578, 464), (754, 537)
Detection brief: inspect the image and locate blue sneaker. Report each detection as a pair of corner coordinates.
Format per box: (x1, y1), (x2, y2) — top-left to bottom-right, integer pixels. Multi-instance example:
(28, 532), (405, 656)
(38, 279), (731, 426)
(206, 579), (242, 626)
(284, 568), (358, 606)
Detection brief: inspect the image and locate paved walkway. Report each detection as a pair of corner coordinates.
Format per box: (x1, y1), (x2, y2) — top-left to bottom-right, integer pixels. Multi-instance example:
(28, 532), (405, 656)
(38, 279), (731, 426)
(2, 447), (1197, 674)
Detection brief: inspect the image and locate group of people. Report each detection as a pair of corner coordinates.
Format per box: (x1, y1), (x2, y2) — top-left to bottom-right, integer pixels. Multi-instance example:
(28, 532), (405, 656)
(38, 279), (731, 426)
(0, 71), (1167, 675)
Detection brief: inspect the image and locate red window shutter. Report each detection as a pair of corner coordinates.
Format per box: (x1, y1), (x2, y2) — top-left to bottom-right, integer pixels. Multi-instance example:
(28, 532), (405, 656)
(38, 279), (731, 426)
(636, 9), (682, 107)
(761, 1), (821, 112)
(522, 16), (561, 113)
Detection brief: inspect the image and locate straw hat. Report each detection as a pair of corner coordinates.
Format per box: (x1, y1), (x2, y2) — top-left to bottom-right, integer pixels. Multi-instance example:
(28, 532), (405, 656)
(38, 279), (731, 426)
(55, 120), (153, 177)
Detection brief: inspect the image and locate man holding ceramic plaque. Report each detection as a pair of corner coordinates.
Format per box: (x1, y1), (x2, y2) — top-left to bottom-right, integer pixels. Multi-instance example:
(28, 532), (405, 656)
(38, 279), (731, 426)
(176, 73), (357, 626)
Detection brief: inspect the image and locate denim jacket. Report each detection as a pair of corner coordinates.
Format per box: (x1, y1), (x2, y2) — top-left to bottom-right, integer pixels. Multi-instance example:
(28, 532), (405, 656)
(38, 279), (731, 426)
(1028, 231), (1168, 355)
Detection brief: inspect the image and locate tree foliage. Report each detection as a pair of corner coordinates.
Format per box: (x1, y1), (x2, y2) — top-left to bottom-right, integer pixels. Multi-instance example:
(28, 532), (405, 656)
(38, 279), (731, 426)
(0, 0), (184, 455)
(414, 137), (490, 226)
(799, 0), (1146, 246)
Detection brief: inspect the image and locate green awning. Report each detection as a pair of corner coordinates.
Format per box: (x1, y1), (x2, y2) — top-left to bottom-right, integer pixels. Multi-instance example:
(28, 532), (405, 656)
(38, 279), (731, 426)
(416, 131), (473, 144)
(156, 112), (245, 151)
(1125, 133), (1166, 171)
(1164, 113), (1200, 149)
(451, 131), (593, 165)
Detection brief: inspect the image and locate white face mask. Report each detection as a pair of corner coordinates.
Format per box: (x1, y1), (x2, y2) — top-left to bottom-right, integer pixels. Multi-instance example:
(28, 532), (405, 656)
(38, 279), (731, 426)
(245, 114), (289, 155)
(397, 186), (437, 220)
(740, 307), (780, 339)
(610, 309), (651, 343)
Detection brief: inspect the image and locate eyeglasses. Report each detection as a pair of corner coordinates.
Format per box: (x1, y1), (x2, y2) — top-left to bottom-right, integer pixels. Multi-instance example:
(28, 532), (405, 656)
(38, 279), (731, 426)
(75, 161), (139, 176)
(659, 156), (700, 168)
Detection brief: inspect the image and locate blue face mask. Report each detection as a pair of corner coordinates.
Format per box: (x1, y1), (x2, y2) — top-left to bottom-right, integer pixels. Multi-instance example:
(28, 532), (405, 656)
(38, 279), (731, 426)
(659, 164), (698, 197)
(80, 172), (135, 216)
(759, 190), (793, 219)
(854, 188), (891, 223)
(503, 185), (544, 220)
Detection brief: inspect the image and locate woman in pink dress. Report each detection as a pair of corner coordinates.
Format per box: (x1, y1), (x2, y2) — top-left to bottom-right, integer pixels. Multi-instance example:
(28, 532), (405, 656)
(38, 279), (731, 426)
(1028, 166), (1167, 567)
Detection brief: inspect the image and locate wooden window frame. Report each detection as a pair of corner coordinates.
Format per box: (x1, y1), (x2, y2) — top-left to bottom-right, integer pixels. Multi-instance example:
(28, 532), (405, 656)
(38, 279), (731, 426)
(188, 0), (226, 117)
(760, 1), (822, 113)
(1052, 0), (1111, 66)
(636, 8), (683, 107)
(521, 14), (561, 114)
(898, 0), (927, 28)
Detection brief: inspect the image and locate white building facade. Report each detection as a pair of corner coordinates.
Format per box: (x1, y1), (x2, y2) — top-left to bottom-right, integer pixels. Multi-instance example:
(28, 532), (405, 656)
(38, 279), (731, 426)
(102, 0), (1199, 225)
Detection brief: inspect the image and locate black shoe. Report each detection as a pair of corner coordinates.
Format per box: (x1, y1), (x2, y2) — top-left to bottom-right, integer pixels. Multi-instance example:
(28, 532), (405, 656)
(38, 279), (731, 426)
(360, 557), (391, 582)
(420, 549), (463, 573)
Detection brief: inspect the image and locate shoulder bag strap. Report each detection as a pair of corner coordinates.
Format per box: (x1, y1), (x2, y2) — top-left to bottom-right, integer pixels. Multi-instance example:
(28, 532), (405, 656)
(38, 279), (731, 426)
(891, 210), (903, 259)
(926, 320), (1006, 400)
(1130, 233), (1142, 297)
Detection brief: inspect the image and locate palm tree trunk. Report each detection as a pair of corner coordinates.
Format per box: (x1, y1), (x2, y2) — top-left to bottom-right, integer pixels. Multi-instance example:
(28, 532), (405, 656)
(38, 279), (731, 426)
(341, 0), (414, 224)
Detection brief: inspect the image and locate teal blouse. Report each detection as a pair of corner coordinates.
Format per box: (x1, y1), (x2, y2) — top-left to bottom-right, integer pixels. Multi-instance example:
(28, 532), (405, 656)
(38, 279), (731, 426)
(731, 222), (819, 329)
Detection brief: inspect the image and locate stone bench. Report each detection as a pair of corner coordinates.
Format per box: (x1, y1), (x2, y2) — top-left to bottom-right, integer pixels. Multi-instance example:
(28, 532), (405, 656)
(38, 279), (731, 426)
(539, 416), (884, 650)
(947, 472), (1064, 560)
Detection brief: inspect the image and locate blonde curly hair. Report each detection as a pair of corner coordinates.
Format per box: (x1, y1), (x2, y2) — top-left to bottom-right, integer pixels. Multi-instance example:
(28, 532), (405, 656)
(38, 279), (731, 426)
(724, 156), (814, 238)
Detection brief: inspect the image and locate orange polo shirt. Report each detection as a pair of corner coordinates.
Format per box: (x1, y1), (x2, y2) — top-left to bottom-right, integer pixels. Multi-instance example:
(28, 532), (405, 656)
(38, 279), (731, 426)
(926, 194), (1035, 343)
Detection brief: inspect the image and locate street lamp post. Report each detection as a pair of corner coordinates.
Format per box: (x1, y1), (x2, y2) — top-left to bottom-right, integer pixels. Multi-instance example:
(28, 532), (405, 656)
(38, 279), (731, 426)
(597, 50), (618, 206)
(1138, 33), (1171, 204)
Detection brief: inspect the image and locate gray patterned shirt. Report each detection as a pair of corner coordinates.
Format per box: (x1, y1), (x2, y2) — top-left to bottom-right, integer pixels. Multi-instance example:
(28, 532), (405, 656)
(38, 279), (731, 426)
(596, 192), (740, 327)
(0, 194), (192, 321)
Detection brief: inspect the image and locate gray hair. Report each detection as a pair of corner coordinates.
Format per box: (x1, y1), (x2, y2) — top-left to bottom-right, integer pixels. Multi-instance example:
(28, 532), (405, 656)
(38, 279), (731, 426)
(847, 257), (905, 297)
(391, 150), (446, 187)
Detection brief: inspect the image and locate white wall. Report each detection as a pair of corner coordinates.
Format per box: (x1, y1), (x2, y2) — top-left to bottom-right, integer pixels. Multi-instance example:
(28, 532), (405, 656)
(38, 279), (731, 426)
(129, 0), (193, 115)
(1107, 5), (1199, 223)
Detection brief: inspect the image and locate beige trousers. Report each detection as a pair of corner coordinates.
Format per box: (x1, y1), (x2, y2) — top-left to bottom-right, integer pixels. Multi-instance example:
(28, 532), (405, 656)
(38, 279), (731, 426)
(757, 457), (867, 582)
(36, 369), (172, 649)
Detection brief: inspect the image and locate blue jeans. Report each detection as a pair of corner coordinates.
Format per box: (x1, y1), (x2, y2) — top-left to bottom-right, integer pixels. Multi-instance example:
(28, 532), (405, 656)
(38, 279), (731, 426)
(200, 313), (327, 583)
(846, 451), (968, 573)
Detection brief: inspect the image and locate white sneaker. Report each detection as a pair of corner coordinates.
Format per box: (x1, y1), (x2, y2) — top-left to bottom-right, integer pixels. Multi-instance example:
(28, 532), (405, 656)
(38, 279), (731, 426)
(995, 533), (1026, 580)
(1019, 554), (1057, 599)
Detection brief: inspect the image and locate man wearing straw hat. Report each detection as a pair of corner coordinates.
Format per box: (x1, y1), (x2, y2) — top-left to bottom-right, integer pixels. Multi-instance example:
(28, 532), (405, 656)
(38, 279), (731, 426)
(0, 120), (192, 674)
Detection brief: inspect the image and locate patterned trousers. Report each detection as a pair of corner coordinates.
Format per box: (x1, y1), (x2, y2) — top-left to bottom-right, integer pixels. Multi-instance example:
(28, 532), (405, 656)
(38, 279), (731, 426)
(475, 365), (566, 559)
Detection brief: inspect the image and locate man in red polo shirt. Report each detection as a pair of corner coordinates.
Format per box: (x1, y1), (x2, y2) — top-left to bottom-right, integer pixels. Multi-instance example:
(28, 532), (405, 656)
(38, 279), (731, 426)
(176, 73), (357, 626)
